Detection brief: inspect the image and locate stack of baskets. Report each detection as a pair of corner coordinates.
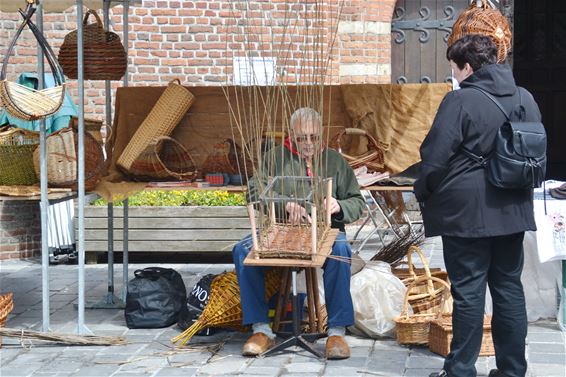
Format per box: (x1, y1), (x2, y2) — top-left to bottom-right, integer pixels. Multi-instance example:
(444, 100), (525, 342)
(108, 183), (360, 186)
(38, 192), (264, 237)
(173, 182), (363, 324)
(394, 276), (451, 345)
(0, 126), (39, 186)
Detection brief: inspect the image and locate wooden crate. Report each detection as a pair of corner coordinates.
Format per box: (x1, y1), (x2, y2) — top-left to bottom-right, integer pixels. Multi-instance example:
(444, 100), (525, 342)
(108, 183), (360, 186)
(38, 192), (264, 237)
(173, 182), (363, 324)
(429, 314), (495, 357)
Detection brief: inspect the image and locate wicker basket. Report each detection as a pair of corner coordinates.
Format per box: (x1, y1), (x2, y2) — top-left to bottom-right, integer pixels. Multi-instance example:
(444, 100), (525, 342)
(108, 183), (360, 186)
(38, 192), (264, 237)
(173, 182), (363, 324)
(69, 116), (104, 145)
(171, 269), (281, 346)
(0, 292), (14, 347)
(128, 136), (198, 181)
(394, 276), (451, 345)
(0, 3), (65, 121)
(0, 127), (39, 185)
(117, 79), (195, 173)
(58, 10), (127, 81)
(393, 246), (451, 315)
(330, 128), (385, 173)
(201, 140), (239, 176)
(429, 314), (495, 356)
(32, 126), (104, 191)
(448, 0), (512, 63)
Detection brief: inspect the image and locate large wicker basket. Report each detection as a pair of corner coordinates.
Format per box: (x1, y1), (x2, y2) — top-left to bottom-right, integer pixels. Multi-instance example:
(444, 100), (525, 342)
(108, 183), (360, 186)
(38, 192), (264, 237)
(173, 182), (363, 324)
(58, 10), (127, 81)
(448, 0), (512, 63)
(117, 79), (195, 174)
(330, 128), (385, 173)
(429, 314), (495, 356)
(32, 126), (104, 191)
(0, 127), (39, 185)
(394, 276), (451, 345)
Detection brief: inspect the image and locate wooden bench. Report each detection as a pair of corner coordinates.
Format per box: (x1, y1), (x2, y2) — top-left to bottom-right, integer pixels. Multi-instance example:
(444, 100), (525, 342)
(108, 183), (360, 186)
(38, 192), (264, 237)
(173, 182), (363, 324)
(79, 205), (251, 259)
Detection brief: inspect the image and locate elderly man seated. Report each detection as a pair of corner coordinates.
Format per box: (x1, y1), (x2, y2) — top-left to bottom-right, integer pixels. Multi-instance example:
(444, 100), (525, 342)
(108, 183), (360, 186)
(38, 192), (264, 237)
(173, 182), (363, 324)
(232, 107), (364, 359)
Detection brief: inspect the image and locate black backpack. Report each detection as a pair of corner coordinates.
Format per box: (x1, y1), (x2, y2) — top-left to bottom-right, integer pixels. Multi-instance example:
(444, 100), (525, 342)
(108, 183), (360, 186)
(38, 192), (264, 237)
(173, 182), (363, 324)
(462, 87), (547, 189)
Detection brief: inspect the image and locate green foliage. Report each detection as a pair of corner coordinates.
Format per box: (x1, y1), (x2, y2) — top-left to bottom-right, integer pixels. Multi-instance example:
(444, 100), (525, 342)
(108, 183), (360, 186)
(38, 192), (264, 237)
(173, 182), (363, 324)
(91, 190), (246, 207)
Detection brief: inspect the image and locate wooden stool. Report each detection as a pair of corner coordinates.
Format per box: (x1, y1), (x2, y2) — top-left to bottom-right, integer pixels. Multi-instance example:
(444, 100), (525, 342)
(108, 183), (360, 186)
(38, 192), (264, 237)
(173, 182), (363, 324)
(272, 267), (326, 334)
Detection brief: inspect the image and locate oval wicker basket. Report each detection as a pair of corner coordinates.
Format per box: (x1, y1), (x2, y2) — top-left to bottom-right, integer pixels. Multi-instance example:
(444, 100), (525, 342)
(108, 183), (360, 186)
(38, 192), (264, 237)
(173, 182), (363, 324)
(58, 9), (127, 81)
(394, 276), (451, 345)
(32, 126), (104, 191)
(0, 292), (14, 347)
(448, 0), (512, 63)
(330, 128), (385, 173)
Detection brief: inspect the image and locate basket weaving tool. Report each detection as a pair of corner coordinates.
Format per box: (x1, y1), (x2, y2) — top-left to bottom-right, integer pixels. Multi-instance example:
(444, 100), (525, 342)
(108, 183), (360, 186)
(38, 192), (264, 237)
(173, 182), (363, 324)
(0, 1), (66, 121)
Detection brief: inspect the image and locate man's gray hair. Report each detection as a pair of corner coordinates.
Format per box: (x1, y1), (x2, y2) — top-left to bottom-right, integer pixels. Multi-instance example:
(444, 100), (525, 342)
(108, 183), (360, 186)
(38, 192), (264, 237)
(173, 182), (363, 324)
(290, 107), (322, 128)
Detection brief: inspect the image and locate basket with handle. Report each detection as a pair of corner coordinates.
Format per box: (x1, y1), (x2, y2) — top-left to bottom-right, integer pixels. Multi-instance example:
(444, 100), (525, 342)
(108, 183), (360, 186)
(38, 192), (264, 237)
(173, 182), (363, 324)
(394, 245), (451, 315)
(429, 313), (495, 356)
(330, 128), (385, 172)
(0, 2), (65, 121)
(128, 136), (198, 181)
(58, 9), (127, 80)
(117, 79), (195, 174)
(394, 276), (451, 345)
(448, 0), (512, 63)
(0, 126), (39, 185)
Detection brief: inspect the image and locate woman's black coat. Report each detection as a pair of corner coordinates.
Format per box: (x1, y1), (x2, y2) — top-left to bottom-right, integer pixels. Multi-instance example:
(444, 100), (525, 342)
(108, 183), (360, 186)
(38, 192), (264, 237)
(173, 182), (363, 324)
(414, 64), (541, 238)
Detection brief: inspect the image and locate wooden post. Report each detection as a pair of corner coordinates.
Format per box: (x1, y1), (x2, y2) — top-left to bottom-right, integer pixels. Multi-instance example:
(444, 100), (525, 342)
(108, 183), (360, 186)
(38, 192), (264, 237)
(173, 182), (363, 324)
(270, 202), (276, 225)
(326, 178), (333, 226)
(311, 206), (317, 256)
(247, 204), (259, 258)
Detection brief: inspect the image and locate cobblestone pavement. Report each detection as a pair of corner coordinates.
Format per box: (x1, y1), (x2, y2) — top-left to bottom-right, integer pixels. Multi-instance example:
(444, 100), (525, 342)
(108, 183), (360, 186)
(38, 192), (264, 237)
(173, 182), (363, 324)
(0, 225), (564, 377)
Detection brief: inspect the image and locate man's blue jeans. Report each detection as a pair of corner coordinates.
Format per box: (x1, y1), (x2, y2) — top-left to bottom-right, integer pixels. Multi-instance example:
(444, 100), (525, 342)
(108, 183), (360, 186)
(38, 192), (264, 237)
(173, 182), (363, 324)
(232, 231), (354, 328)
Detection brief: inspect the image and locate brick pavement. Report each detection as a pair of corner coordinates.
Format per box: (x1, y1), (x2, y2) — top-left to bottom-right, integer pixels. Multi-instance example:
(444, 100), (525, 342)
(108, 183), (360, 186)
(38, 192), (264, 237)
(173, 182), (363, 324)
(0, 226), (564, 377)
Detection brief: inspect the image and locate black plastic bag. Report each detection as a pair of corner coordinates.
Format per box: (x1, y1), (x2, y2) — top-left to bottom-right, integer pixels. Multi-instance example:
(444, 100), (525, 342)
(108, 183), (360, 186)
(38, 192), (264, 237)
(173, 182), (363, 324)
(125, 267), (187, 329)
(178, 273), (219, 335)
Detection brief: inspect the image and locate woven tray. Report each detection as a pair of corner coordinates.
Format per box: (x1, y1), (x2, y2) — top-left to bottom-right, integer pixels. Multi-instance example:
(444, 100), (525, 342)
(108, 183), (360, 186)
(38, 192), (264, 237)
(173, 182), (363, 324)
(429, 314), (495, 356)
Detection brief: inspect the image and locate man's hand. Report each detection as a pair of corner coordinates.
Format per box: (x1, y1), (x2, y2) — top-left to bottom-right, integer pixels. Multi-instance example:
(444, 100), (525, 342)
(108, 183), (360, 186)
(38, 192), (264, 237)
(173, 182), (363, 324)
(324, 197), (341, 215)
(285, 202), (312, 225)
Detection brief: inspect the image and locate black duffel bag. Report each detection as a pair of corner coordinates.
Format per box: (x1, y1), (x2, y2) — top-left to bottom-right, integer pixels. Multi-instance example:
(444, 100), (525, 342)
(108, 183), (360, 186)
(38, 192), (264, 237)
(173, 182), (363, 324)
(125, 267), (187, 329)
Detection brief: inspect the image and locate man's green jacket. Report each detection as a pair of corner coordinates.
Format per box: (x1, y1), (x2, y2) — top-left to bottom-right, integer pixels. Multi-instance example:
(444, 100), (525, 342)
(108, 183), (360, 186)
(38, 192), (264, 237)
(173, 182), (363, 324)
(247, 143), (364, 232)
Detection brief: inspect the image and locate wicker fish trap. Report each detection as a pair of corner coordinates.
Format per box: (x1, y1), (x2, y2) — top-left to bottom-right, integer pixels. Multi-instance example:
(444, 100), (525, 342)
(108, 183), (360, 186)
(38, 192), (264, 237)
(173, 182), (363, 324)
(0, 127), (39, 185)
(171, 269), (281, 346)
(330, 128), (385, 173)
(448, 0), (512, 63)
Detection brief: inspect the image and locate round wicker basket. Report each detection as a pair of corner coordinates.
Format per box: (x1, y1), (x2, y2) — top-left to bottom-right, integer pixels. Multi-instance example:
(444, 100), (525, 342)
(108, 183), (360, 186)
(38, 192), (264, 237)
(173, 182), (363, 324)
(448, 0), (512, 63)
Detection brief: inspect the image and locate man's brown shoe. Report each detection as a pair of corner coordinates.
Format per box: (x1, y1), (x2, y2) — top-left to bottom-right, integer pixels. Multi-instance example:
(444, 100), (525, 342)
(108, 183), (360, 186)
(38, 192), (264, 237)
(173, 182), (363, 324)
(242, 333), (275, 357)
(325, 335), (350, 360)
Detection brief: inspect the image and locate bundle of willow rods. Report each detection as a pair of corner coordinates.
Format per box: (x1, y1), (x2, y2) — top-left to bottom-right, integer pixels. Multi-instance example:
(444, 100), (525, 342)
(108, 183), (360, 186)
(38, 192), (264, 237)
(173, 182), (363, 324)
(0, 328), (127, 346)
(370, 229), (425, 266)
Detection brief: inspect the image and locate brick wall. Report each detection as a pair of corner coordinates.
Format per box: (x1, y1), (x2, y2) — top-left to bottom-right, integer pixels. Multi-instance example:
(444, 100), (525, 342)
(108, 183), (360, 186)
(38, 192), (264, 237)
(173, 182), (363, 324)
(0, 202), (41, 260)
(0, 0), (396, 121)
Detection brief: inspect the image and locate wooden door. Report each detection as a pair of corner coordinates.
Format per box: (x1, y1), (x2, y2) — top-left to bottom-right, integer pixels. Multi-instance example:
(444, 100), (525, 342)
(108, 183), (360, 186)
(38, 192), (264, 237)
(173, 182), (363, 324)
(391, 0), (470, 84)
(514, 0), (566, 180)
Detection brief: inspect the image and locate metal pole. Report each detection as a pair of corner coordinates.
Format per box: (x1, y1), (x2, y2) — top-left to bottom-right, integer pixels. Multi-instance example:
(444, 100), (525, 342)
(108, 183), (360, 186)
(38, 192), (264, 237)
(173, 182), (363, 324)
(37, 0), (51, 333)
(121, 0), (130, 301)
(76, 0), (93, 335)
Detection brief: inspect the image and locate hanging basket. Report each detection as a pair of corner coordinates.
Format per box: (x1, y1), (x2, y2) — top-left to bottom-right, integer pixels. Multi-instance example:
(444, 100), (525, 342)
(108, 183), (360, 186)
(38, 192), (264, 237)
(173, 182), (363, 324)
(448, 0), (512, 63)
(330, 128), (385, 173)
(0, 3), (65, 121)
(117, 79), (195, 174)
(58, 9), (127, 80)
(0, 126), (39, 185)
(127, 136), (198, 181)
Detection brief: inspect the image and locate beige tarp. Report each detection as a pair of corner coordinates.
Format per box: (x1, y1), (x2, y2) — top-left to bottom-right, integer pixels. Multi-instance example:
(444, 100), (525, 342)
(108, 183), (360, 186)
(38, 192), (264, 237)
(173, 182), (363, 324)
(95, 84), (450, 201)
(340, 83), (450, 174)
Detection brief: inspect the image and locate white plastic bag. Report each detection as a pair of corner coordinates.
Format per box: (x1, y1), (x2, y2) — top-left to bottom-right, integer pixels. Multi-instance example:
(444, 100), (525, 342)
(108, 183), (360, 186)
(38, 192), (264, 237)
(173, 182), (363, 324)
(349, 261), (408, 338)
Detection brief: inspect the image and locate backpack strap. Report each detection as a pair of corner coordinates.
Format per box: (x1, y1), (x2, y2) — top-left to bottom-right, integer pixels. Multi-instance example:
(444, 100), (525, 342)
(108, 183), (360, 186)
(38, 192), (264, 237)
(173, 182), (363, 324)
(468, 86), (511, 120)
